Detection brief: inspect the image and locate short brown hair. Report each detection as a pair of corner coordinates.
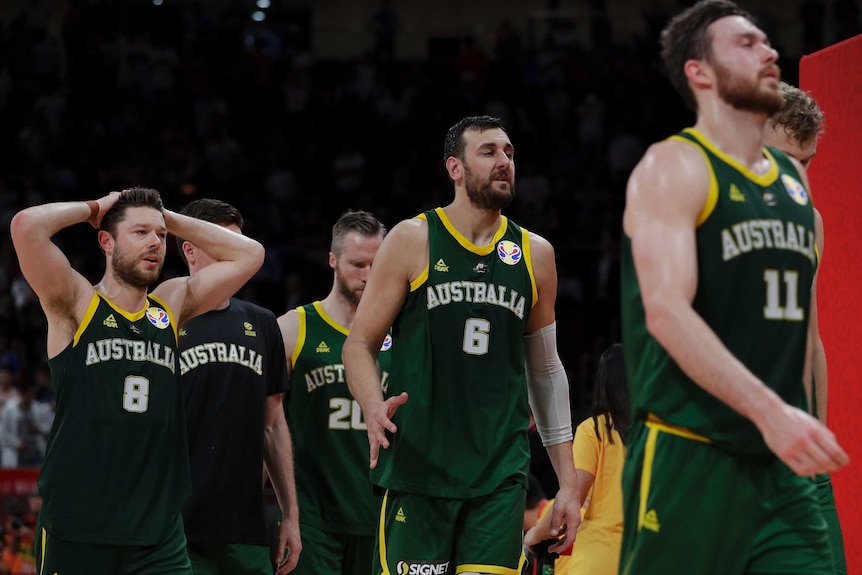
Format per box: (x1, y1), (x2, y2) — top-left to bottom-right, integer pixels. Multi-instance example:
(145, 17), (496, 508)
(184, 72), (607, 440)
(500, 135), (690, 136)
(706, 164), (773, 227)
(99, 187), (164, 237)
(176, 198), (244, 263)
(660, 0), (754, 110)
(767, 82), (825, 146)
(331, 210), (386, 255)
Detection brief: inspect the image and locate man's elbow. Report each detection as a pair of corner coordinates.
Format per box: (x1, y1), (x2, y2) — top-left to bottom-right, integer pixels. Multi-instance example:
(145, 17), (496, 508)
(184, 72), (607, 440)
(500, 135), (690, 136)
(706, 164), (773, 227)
(643, 295), (680, 343)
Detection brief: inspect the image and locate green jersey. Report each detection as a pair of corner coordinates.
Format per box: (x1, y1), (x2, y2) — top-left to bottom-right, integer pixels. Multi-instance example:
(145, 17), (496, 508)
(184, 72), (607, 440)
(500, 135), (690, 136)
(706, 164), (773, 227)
(40, 292), (190, 545)
(287, 301), (391, 535)
(621, 128), (817, 454)
(373, 208), (536, 498)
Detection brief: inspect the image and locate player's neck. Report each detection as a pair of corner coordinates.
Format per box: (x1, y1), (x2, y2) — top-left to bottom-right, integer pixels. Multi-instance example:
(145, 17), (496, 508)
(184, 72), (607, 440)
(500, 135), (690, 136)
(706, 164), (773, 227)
(442, 198), (503, 247)
(95, 276), (149, 313)
(319, 291), (357, 331)
(694, 100), (770, 171)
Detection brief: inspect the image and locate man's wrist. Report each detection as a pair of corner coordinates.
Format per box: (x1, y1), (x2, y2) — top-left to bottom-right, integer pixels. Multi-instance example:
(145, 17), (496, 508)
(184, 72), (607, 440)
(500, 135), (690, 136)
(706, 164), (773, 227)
(85, 200), (100, 228)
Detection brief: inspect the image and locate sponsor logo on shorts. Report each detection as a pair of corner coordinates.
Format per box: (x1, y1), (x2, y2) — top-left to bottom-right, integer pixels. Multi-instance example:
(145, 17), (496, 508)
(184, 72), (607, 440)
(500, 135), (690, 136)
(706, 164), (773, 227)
(395, 506), (407, 523)
(643, 509), (661, 533)
(396, 560), (450, 575)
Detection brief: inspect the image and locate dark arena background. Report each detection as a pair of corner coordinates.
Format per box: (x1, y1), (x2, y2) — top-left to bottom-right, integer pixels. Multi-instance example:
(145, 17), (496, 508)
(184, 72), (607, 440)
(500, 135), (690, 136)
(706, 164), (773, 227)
(0, 0), (859, 573)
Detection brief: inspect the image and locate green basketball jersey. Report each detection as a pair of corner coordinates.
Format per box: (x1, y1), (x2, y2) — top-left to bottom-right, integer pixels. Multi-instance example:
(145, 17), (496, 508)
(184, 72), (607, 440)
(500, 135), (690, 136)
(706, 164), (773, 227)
(373, 208), (535, 498)
(40, 292), (190, 545)
(287, 301), (391, 535)
(621, 128), (817, 454)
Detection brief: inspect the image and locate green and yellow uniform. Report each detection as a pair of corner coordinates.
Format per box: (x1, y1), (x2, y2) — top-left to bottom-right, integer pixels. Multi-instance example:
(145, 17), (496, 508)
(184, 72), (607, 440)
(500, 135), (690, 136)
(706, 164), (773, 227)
(37, 292), (192, 575)
(287, 301), (391, 574)
(620, 128), (830, 574)
(374, 208), (536, 575)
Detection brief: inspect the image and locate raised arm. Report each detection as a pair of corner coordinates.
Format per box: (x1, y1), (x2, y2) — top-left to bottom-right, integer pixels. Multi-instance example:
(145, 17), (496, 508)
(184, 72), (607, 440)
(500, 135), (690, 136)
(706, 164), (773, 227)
(342, 218), (424, 469)
(524, 233), (579, 552)
(10, 193), (121, 355)
(625, 141), (846, 476)
(152, 210), (264, 326)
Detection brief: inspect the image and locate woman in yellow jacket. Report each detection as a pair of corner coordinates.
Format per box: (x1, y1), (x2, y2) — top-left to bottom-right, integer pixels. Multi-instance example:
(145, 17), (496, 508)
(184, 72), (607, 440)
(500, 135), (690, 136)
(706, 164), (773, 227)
(525, 343), (629, 575)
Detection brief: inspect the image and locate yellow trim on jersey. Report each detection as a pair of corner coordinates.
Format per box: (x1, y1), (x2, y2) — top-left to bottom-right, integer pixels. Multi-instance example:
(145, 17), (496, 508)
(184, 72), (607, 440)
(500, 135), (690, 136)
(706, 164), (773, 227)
(683, 128), (779, 187)
(645, 413), (711, 443)
(313, 300), (349, 336)
(379, 490), (392, 575)
(457, 564), (518, 574)
(98, 293), (149, 322)
(290, 306), (307, 369)
(520, 227), (538, 309)
(436, 207), (508, 256)
(410, 265), (429, 292)
(39, 527), (47, 575)
(637, 426), (659, 531)
(73, 291), (101, 347)
(148, 293), (178, 341)
(667, 135), (719, 227)
(410, 213), (429, 292)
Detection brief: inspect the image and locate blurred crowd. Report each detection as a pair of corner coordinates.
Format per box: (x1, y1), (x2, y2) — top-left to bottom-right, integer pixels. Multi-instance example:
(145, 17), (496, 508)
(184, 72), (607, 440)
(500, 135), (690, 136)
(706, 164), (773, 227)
(0, 0), (858, 499)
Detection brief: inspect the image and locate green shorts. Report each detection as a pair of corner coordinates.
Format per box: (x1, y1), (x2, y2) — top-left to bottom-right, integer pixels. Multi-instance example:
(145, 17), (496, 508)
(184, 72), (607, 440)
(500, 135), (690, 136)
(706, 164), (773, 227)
(814, 473), (847, 575)
(36, 514), (192, 575)
(292, 522), (374, 575)
(374, 482), (525, 575)
(620, 418), (831, 575)
(187, 541), (271, 575)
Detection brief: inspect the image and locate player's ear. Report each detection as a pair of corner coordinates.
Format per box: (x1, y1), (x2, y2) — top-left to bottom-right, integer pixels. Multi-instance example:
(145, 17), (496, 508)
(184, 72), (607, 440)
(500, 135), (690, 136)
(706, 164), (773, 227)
(182, 241), (196, 265)
(685, 58), (714, 92)
(446, 156), (463, 182)
(329, 252), (337, 270)
(97, 230), (114, 255)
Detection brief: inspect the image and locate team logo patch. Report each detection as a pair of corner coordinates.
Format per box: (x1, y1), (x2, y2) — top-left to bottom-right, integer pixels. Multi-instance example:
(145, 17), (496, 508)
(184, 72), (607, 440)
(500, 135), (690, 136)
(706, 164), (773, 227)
(145, 307), (171, 329)
(781, 174), (809, 205)
(497, 240), (522, 266)
(380, 334), (393, 352)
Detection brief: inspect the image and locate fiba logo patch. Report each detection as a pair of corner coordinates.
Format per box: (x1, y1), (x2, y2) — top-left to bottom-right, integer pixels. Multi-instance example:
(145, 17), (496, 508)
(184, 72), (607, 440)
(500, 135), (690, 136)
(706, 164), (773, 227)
(145, 307), (171, 330)
(781, 174), (809, 205)
(395, 560), (450, 575)
(381, 333), (393, 352)
(497, 240), (522, 266)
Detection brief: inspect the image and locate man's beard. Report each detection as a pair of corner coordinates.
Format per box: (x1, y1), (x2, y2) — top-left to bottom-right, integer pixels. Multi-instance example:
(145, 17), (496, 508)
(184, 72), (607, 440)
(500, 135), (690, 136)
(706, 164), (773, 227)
(112, 249), (162, 288)
(465, 165), (514, 210)
(336, 271), (361, 307)
(715, 61), (783, 115)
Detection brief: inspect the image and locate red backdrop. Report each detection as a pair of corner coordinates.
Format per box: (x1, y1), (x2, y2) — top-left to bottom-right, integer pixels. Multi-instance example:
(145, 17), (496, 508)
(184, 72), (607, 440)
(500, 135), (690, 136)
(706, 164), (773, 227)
(800, 34), (862, 571)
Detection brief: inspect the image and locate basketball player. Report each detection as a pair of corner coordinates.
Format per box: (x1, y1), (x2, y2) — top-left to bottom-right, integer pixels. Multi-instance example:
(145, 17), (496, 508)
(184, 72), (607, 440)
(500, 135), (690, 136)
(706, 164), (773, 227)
(278, 210), (387, 574)
(620, 1), (849, 574)
(177, 199), (300, 575)
(764, 81), (846, 574)
(343, 115), (580, 575)
(10, 188), (264, 574)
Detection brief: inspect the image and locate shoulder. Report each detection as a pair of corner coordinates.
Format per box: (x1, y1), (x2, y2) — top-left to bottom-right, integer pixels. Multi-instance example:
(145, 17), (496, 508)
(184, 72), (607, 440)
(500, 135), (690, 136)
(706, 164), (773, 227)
(630, 139), (712, 194)
(277, 307), (301, 337)
(386, 216), (429, 245)
(525, 229), (554, 262)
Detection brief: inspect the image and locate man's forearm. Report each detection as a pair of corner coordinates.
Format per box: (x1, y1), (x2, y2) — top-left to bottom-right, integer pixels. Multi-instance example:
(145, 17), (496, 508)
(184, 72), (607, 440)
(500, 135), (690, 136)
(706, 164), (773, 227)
(343, 340), (384, 414)
(264, 421), (299, 519)
(545, 440), (577, 490)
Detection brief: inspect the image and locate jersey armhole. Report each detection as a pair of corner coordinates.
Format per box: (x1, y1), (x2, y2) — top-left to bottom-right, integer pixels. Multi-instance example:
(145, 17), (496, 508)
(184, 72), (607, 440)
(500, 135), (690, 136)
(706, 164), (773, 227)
(73, 291), (101, 347)
(667, 135), (719, 227)
(291, 306), (307, 369)
(520, 228), (538, 308)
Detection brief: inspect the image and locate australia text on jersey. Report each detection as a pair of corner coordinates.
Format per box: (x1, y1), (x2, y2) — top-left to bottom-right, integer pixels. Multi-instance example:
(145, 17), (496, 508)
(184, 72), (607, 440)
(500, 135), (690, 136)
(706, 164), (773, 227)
(426, 281), (526, 319)
(85, 338), (176, 373)
(305, 363), (390, 394)
(721, 218), (815, 264)
(179, 342), (264, 375)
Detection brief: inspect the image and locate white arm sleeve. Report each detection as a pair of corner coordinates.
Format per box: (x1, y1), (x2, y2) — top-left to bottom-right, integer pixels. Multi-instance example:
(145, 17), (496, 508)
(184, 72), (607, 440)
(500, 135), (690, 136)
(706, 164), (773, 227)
(524, 322), (573, 447)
